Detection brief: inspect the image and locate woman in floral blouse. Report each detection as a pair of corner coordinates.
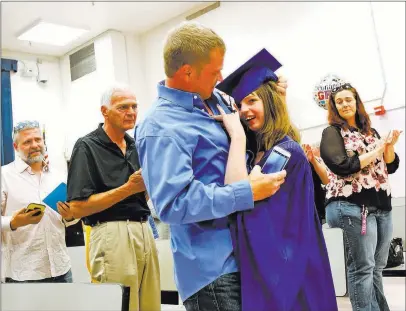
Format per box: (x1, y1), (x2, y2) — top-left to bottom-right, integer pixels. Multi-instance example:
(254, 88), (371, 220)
(320, 83), (401, 311)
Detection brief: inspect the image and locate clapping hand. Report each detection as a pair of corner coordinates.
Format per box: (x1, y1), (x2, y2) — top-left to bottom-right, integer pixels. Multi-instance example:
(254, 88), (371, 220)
(302, 144), (314, 162)
(385, 130), (402, 146)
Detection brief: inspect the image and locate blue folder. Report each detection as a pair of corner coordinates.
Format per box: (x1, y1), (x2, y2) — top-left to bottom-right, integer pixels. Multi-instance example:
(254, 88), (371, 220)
(43, 182), (67, 212)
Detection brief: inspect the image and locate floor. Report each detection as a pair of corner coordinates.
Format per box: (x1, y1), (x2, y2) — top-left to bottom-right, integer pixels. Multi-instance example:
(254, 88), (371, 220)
(162, 276), (406, 311)
(337, 277), (405, 311)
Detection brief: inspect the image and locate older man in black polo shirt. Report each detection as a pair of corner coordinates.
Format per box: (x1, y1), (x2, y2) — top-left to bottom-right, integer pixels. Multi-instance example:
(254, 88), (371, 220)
(67, 85), (160, 311)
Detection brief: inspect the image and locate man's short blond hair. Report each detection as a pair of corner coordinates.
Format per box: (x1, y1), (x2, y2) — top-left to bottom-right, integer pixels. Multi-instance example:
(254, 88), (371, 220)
(163, 22), (226, 78)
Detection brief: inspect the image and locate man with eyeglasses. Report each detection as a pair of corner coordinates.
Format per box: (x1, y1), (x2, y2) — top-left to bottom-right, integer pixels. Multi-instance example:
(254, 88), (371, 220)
(1, 120), (78, 283)
(67, 84), (160, 311)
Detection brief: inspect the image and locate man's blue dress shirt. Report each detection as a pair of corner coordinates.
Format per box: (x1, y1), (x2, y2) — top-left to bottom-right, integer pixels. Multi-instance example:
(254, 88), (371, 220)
(135, 82), (254, 301)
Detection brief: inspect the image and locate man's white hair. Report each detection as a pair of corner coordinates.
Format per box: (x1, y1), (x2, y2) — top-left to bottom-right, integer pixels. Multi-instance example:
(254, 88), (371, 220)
(100, 83), (134, 108)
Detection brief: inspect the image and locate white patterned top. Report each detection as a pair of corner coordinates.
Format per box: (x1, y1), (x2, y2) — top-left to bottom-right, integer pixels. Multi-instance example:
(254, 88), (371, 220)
(1, 157), (75, 281)
(325, 128), (391, 200)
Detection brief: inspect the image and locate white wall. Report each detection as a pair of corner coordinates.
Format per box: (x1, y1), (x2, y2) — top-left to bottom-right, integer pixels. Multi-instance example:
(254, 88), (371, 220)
(60, 30), (147, 157)
(125, 34), (148, 124)
(139, 2), (405, 198)
(3, 2), (404, 239)
(371, 2), (405, 112)
(2, 50), (68, 174)
(5, 3), (404, 196)
(139, 3), (399, 114)
(3, 29), (148, 169)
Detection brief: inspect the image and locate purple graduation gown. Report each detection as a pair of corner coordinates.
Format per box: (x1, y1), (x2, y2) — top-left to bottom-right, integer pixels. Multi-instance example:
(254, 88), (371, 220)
(230, 136), (338, 311)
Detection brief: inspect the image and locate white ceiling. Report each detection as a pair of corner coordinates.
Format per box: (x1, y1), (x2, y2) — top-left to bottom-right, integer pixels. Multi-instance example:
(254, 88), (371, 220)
(1, 1), (206, 57)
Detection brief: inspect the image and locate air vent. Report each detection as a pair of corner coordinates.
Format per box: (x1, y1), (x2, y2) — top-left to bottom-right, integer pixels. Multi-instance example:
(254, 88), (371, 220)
(69, 43), (96, 82)
(186, 2), (220, 21)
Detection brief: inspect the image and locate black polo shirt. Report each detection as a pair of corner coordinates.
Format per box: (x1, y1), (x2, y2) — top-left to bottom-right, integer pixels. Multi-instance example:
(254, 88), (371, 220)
(67, 124), (150, 226)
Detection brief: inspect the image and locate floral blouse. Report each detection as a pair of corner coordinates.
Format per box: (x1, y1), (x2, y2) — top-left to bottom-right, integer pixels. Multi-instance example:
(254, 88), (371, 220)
(320, 126), (399, 211)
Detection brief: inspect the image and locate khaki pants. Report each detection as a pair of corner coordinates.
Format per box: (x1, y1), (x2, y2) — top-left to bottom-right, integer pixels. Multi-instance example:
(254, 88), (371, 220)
(89, 220), (160, 311)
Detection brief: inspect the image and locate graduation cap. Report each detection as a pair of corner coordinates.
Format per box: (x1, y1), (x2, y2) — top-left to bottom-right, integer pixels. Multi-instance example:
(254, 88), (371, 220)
(216, 48), (282, 103)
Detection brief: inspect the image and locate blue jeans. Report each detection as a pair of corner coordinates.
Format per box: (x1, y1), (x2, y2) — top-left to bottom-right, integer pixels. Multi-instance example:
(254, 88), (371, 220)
(326, 201), (392, 311)
(5, 269), (73, 283)
(183, 272), (241, 311)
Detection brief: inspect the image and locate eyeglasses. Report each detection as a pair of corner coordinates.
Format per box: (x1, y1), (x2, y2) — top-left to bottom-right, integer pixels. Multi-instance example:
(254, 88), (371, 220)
(13, 120), (40, 133)
(331, 83), (353, 94)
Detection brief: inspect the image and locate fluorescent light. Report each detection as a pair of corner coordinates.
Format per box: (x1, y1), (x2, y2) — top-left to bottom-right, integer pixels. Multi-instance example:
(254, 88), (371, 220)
(18, 21), (88, 47)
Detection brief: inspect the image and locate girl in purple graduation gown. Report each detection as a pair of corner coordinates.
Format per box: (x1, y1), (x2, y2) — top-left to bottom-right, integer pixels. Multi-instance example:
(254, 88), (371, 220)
(216, 49), (338, 311)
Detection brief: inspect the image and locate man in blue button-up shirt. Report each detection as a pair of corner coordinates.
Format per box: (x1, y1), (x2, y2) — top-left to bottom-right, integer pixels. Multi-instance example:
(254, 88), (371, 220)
(136, 22), (287, 311)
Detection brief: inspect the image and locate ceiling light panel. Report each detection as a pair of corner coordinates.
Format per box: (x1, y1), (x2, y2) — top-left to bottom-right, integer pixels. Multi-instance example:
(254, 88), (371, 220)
(18, 21), (88, 47)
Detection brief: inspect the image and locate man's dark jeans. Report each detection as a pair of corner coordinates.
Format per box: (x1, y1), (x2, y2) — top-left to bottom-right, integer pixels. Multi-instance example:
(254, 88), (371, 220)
(5, 269), (73, 283)
(183, 272), (241, 311)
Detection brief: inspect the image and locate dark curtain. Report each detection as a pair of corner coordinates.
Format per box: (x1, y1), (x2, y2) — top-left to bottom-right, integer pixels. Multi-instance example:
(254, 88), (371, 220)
(1, 58), (18, 165)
